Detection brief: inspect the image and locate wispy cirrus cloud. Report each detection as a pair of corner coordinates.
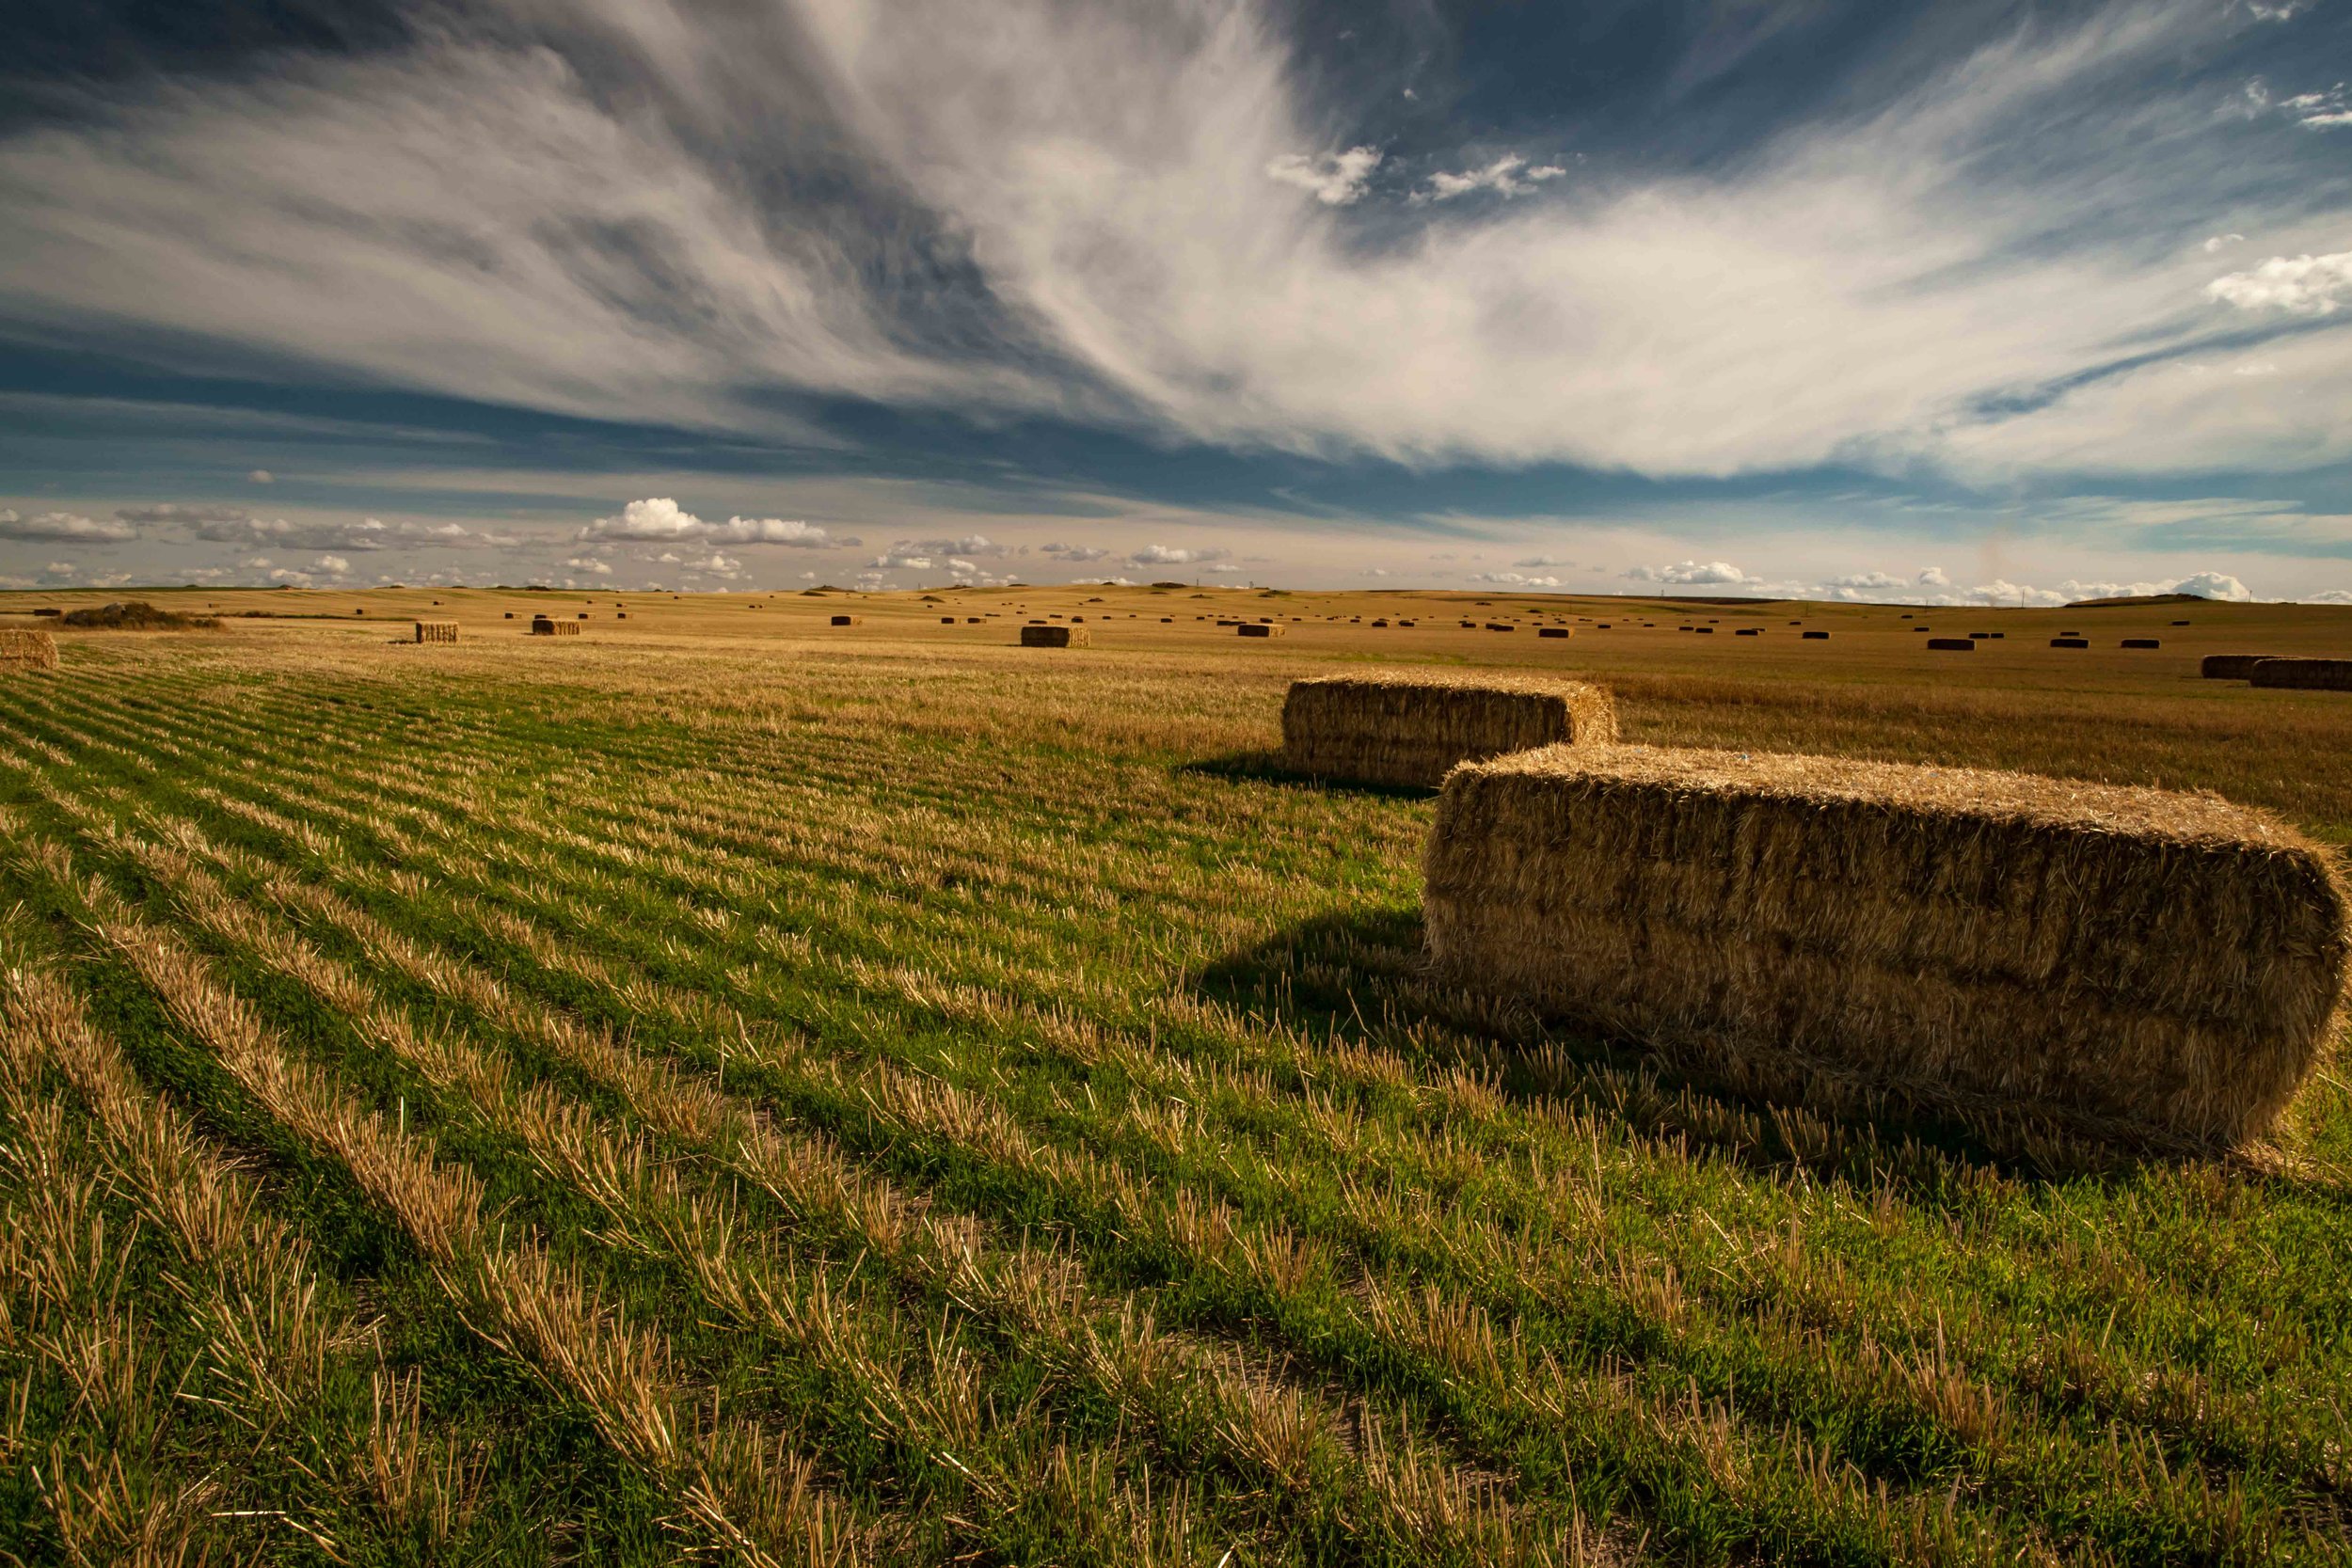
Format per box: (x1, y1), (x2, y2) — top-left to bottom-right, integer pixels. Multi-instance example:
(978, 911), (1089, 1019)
(0, 0), (2344, 490)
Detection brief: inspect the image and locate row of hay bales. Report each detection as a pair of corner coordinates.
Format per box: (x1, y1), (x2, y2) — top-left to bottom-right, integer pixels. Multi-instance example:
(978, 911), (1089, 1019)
(1281, 671), (2351, 1154)
(2203, 655), (2352, 690)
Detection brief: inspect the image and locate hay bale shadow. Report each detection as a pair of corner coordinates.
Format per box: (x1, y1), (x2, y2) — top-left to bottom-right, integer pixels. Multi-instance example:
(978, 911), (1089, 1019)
(1176, 751), (1438, 800)
(1188, 908), (2185, 1196)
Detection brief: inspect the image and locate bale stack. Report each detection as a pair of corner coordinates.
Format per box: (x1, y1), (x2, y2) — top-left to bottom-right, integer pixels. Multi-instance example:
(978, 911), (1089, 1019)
(2122, 638), (2161, 650)
(1237, 624), (1284, 638)
(830, 615), (863, 626)
(2051, 638), (2089, 649)
(1020, 625), (1089, 648)
(0, 628), (57, 671)
(1424, 745), (2352, 1150)
(2249, 658), (2352, 691)
(528, 616), (578, 637)
(1281, 671), (1615, 790)
(413, 621), (459, 644)
(1927, 639), (1975, 651)
(2202, 655), (2275, 680)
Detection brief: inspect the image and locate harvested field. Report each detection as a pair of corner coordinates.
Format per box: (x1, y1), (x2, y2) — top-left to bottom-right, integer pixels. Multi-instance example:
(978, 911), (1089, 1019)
(1281, 669), (1616, 788)
(0, 627), (56, 669)
(413, 620), (459, 643)
(1019, 624), (1089, 647)
(1424, 744), (2350, 1151)
(2251, 657), (2352, 690)
(1, 585), (2350, 1566)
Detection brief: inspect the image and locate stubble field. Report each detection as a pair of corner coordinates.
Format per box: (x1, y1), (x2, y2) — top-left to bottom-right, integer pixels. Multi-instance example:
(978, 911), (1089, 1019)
(1, 582), (2349, 1567)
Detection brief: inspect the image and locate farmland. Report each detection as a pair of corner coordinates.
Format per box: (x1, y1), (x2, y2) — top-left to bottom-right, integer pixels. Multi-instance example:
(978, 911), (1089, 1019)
(2, 582), (2349, 1565)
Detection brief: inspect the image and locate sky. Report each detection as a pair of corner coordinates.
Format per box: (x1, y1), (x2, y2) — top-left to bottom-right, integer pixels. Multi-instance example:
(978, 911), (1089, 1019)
(3, 0), (2350, 607)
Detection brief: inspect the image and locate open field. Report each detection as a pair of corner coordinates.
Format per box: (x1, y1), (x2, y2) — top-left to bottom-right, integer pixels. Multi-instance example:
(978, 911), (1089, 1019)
(2, 583), (2350, 1565)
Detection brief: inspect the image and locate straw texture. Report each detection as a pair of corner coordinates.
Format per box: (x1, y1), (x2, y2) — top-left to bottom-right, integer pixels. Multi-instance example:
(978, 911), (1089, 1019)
(1020, 625), (1089, 647)
(528, 616), (579, 638)
(414, 620), (459, 644)
(2249, 658), (2352, 691)
(1424, 744), (2351, 1150)
(0, 628), (56, 670)
(1282, 670), (1616, 789)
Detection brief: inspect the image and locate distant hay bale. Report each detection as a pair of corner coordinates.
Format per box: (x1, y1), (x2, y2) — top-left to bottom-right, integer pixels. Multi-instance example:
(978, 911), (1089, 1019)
(2051, 638), (2089, 649)
(1927, 639), (1974, 652)
(1486, 622), (1516, 632)
(413, 621), (459, 644)
(1802, 630), (1830, 641)
(1424, 745), (2352, 1151)
(1020, 624), (1089, 647)
(830, 615), (862, 626)
(2122, 639), (2161, 650)
(1969, 632), (1993, 640)
(1734, 628), (1759, 637)
(2202, 655), (2274, 680)
(1538, 627), (1569, 639)
(0, 628), (58, 671)
(1237, 623), (1283, 638)
(940, 616), (957, 624)
(2249, 658), (2352, 691)
(528, 616), (578, 637)
(1694, 626), (1716, 635)
(968, 617), (985, 624)
(1281, 670), (1616, 789)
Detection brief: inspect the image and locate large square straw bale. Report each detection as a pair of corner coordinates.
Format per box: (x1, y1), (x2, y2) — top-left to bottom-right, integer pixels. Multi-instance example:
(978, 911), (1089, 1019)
(1021, 624), (1089, 647)
(0, 628), (57, 670)
(528, 616), (579, 637)
(1424, 745), (2350, 1150)
(1283, 670), (1615, 789)
(413, 620), (459, 644)
(2249, 658), (2352, 690)
(1237, 623), (1283, 638)
(2202, 655), (2273, 680)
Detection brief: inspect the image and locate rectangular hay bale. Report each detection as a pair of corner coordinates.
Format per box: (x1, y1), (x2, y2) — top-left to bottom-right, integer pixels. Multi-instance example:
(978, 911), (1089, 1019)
(2202, 655), (2274, 680)
(1237, 623), (1282, 638)
(413, 621), (459, 644)
(0, 628), (58, 670)
(830, 615), (862, 626)
(1424, 745), (2351, 1150)
(1926, 638), (1974, 651)
(1282, 671), (1615, 790)
(2249, 658), (2352, 690)
(527, 616), (578, 637)
(1020, 624), (1089, 647)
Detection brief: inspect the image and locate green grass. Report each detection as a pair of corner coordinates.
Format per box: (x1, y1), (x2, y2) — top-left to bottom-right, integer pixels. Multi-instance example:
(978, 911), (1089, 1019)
(0, 630), (2347, 1565)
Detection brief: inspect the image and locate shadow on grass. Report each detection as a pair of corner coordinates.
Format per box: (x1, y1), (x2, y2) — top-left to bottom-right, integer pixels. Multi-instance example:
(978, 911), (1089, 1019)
(1186, 906), (2195, 1196)
(1175, 751), (1437, 800)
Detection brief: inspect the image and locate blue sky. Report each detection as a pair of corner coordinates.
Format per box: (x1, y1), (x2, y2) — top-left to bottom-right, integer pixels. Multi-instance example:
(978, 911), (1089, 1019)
(3, 0), (2350, 604)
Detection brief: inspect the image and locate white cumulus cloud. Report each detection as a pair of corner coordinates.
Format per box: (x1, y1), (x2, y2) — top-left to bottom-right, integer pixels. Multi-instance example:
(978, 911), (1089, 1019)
(580, 499), (842, 546)
(1422, 154), (1567, 202)
(1128, 544), (1231, 565)
(2206, 251), (2352, 315)
(1264, 146), (1381, 206)
(0, 509), (136, 544)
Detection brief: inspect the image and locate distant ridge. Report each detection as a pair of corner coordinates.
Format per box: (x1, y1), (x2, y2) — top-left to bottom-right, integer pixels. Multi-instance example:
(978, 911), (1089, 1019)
(2064, 592), (2207, 609)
